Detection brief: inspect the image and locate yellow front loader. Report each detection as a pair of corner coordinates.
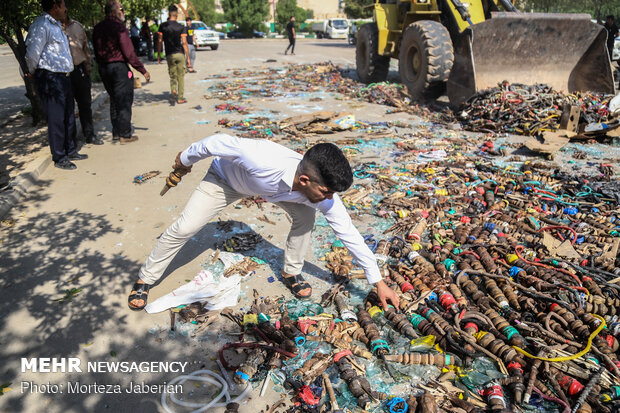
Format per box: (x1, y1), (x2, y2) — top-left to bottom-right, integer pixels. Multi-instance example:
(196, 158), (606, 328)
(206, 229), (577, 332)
(355, 0), (616, 107)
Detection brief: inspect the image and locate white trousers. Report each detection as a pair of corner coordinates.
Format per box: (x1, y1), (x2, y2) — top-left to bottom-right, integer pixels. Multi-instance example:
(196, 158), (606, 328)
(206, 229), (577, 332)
(138, 169), (316, 284)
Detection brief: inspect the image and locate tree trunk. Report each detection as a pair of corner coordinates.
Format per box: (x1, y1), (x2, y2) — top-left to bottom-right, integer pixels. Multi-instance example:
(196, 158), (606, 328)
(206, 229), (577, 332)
(1, 22), (45, 126)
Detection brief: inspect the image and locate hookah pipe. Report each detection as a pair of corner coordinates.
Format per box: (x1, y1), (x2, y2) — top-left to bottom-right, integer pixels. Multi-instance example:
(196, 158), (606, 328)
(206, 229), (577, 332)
(160, 152), (193, 196)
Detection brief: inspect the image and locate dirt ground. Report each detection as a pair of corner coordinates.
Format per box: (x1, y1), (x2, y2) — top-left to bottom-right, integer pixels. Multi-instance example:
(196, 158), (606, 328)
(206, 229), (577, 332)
(0, 38), (619, 413)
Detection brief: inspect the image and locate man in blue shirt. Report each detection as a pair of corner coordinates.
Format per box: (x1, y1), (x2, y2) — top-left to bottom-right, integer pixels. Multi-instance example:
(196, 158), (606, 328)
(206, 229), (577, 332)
(26, 0), (87, 170)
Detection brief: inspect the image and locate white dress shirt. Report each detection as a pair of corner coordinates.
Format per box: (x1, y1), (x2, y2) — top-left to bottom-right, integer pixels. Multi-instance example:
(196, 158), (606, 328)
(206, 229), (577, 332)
(180, 133), (383, 284)
(25, 13), (74, 74)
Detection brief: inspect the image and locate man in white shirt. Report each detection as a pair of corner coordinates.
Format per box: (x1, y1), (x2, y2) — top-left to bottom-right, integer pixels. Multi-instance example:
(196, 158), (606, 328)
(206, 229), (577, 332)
(128, 134), (400, 311)
(25, 0), (88, 170)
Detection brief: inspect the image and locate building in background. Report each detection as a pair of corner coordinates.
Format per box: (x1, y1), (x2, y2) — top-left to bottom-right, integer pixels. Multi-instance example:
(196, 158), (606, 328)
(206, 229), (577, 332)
(267, 0), (346, 23)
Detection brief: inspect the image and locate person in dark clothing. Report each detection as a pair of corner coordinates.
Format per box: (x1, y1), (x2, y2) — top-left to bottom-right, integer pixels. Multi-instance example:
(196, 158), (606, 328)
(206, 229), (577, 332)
(62, 14), (103, 146)
(158, 5), (190, 104)
(141, 20), (155, 61)
(25, 0), (87, 170)
(285, 16), (295, 55)
(93, 0), (150, 144)
(604, 15), (619, 61)
(130, 20), (140, 54)
(185, 17), (197, 73)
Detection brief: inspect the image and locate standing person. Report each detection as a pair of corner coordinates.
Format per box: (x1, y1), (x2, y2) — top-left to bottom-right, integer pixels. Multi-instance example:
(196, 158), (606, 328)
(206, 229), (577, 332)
(285, 16), (295, 55)
(25, 0), (87, 170)
(158, 5), (191, 104)
(151, 20), (162, 61)
(604, 15), (619, 61)
(185, 17), (197, 73)
(62, 13), (104, 146)
(129, 20), (141, 54)
(93, 0), (150, 144)
(127, 134), (400, 311)
(141, 20), (155, 61)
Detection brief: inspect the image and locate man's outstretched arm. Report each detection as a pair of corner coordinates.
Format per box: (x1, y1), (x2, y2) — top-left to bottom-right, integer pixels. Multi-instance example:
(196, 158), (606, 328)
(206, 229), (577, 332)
(319, 195), (400, 309)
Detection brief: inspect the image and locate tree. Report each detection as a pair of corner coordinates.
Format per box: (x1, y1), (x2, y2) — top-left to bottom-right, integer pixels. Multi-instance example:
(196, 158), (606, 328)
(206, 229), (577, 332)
(275, 0), (307, 33)
(0, 0), (47, 124)
(192, 0), (218, 26)
(515, 0), (620, 17)
(221, 0), (269, 35)
(123, 0), (168, 22)
(344, 0), (373, 19)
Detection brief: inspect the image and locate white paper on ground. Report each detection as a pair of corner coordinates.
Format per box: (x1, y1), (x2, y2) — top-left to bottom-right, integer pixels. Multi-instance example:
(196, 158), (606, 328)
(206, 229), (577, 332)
(145, 270), (242, 314)
(217, 251), (245, 268)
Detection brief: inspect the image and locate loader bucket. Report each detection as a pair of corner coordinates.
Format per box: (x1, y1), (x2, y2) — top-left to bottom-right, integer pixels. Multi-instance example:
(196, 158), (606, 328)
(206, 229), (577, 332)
(447, 13), (616, 108)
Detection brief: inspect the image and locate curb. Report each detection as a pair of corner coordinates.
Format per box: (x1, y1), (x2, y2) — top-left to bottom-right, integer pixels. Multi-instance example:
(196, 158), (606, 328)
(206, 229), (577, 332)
(0, 155), (52, 219)
(0, 88), (107, 220)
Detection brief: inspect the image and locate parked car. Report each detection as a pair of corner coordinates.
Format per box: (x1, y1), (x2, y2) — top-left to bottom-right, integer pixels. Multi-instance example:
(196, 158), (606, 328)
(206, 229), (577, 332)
(614, 37), (620, 62)
(180, 20), (220, 50)
(226, 30), (266, 39)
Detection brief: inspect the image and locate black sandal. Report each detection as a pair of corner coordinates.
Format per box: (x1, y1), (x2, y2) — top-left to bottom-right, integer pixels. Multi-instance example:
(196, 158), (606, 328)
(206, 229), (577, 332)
(281, 273), (312, 298)
(128, 282), (150, 311)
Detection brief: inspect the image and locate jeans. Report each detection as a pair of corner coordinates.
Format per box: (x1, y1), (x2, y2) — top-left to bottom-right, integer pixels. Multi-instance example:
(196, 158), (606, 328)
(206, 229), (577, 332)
(187, 44), (196, 69)
(70, 62), (94, 142)
(138, 168), (316, 284)
(166, 53), (186, 99)
(285, 37), (295, 54)
(98, 62), (134, 138)
(35, 69), (77, 163)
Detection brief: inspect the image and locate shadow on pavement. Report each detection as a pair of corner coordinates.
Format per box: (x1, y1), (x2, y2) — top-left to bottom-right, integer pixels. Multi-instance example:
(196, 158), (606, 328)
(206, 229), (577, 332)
(0, 85), (29, 122)
(0, 208), (327, 412)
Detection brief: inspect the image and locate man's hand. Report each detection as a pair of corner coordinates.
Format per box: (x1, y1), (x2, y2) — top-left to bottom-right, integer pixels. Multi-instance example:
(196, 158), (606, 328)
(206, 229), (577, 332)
(173, 151), (192, 174)
(144, 71), (151, 83)
(375, 280), (400, 309)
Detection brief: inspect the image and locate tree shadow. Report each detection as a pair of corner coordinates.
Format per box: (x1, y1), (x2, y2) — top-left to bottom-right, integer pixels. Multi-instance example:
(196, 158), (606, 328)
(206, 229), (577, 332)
(0, 207), (330, 412)
(0, 85), (29, 122)
(133, 89), (174, 107)
(0, 114), (48, 187)
(155, 218), (329, 288)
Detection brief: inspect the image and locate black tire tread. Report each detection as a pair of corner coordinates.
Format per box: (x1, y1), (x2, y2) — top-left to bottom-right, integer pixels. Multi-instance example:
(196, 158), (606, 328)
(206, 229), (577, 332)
(356, 23), (390, 84)
(399, 20), (454, 99)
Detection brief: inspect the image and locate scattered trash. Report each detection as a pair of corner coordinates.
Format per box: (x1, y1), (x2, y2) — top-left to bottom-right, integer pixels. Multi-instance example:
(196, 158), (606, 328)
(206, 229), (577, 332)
(458, 82), (617, 137)
(156, 62), (620, 413)
(54, 288), (82, 304)
(132, 170), (160, 184)
(1, 382), (12, 395)
(145, 270), (244, 314)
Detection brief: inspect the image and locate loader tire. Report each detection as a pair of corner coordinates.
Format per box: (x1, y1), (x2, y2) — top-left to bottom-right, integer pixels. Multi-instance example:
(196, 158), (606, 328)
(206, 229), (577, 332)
(398, 20), (454, 100)
(356, 23), (390, 84)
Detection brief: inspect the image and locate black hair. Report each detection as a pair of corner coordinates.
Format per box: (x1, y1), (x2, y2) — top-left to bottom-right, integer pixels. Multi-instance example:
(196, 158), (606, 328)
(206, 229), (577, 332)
(301, 143), (353, 192)
(606, 15), (614, 20)
(42, 0), (62, 12)
(186, 17), (192, 21)
(168, 4), (178, 12)
(104, 1), (118, 16)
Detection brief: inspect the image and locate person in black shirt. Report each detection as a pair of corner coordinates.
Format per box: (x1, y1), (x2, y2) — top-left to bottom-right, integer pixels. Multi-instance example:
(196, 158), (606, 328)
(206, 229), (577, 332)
(185, 17), (197, 73)
(605, 15), (619, 61)
(157, 5), (190, 104)
(285, 16), (295, 55)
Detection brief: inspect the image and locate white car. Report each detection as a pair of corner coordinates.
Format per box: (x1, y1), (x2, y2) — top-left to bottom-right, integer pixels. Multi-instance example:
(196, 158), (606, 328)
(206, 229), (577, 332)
(614, 37), (620, 61)
(181, 20), (219, 50)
